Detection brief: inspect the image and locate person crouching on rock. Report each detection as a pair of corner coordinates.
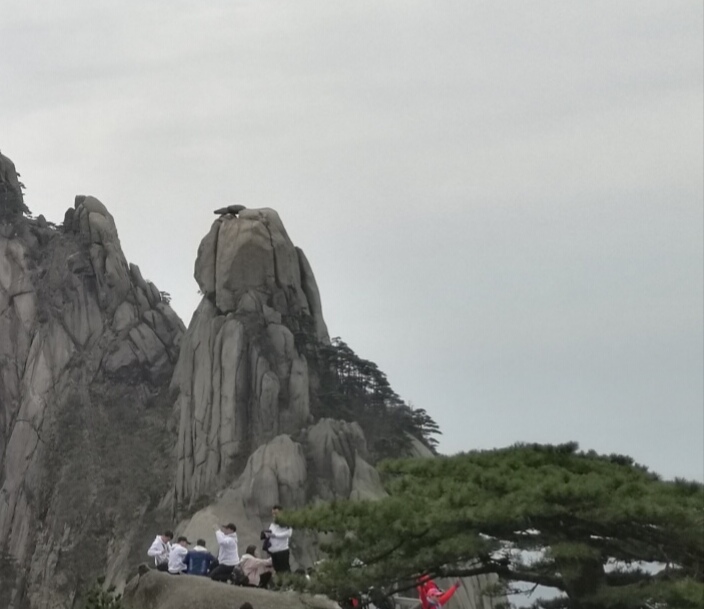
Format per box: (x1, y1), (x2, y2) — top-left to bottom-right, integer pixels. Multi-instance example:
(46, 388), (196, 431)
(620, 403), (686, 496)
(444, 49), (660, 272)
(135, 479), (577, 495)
(210, 523), (240, 582)
(240, 544), (274, 588)
(147, 530), (173, 571)
(168, 536), (191, 574)
(186, 538), (218, 576)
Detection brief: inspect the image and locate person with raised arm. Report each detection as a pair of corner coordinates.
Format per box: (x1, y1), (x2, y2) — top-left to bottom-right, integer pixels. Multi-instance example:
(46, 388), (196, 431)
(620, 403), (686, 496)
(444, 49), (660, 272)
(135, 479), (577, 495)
(209, 522), (240, 582)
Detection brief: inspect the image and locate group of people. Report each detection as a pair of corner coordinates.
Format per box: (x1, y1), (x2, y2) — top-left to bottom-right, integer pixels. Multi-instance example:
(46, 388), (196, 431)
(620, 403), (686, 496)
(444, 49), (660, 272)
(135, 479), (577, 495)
(147, 504), (292, 587)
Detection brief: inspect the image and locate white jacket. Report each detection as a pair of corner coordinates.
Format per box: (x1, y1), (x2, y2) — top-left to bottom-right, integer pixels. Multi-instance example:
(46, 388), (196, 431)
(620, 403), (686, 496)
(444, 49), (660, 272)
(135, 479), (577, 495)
(215, 530), (240, 566)
(147, 535), (171, 566)
(168, 544), (188, 574)
(268, 523), (292, 553)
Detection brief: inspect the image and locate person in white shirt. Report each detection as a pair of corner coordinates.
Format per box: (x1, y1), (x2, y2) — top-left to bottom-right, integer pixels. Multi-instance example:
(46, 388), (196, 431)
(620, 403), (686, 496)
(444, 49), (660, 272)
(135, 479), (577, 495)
(210, 522), (240, 582)
(264, 504), (292, 572)
(167, 536), (191, 574)
(240, 544), (274, 588)
(146, 530), (173, 571)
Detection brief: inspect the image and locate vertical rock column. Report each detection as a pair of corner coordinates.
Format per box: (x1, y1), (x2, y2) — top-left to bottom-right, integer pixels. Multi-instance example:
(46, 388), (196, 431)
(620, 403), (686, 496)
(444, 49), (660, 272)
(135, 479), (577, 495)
(173, 208), (329, 506)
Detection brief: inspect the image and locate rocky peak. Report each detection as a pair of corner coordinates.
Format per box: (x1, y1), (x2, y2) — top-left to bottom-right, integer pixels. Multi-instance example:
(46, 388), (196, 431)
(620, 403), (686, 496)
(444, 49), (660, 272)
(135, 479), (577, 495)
(195, 206), (329, 343)
(173, 208), (331, 506)
(1, 150), (498, 609)
(0, 151), (185, 608)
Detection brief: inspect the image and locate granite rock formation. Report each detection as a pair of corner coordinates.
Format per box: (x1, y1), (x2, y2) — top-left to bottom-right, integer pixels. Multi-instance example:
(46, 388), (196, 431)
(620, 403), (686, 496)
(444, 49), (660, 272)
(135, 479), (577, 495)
(123, 569), (340, 609)
(0, 150), (501, 609)
(0, 152), (184, 608)
(171, 208), (503, 608)
(173, 208), (329, 506)
(177, 418), (387, 569)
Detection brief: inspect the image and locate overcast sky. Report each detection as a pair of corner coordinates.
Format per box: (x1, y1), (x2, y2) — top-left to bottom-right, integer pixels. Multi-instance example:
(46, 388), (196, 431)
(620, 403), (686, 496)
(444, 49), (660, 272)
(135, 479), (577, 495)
(1, 1), (702, 481)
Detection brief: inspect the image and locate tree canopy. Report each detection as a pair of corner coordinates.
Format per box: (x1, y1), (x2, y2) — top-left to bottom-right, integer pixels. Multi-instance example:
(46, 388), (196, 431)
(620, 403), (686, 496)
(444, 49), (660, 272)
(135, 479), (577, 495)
(310, 337), (440, 461)
(285, 443), (704, 609)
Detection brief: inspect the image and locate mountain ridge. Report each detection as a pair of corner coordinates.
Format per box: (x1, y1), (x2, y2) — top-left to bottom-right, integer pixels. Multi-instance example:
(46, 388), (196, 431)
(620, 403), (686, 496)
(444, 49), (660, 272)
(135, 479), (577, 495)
(0, 150), (495, 609)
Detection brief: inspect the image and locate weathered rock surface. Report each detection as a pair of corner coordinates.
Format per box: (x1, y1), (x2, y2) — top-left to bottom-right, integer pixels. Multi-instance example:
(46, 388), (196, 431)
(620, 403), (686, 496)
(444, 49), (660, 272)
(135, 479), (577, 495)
(173, 208), (329, 505)
(123, 569), (340, 609)
(405, 433), (436, 459)
(0, 154), (185, 608)
(178, 419), (386, 568)
(0, 150), (501, 609)
(172, 206), (502, 608)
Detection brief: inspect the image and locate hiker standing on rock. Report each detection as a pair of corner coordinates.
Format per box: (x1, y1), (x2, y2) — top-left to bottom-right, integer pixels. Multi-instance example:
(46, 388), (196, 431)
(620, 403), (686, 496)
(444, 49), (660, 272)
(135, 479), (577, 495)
(210, 523), (240, 582)
(147, 530), (173, 572)
(264, 505), (292, 573)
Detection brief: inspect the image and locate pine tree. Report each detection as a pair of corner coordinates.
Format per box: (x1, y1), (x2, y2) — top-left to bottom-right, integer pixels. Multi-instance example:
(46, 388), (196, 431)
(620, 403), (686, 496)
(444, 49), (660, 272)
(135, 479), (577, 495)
(311, 337), (440, 460)
(81, 577), (123, 609)
(285, 443), (704, 608)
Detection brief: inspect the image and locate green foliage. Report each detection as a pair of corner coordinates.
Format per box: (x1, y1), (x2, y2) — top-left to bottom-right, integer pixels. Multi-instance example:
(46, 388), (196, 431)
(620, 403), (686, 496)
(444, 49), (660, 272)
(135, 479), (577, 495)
(311, 338), (440, 460)
(81, 577), (122, 609)
(285, 443), (704, 608)
(0, 161), (29, 218)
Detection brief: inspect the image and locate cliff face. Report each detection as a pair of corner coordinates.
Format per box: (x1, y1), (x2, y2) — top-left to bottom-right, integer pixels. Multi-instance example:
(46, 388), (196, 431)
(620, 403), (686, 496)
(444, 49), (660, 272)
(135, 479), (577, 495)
(0, 151), (499, 609)
(0, 153), (184, 608)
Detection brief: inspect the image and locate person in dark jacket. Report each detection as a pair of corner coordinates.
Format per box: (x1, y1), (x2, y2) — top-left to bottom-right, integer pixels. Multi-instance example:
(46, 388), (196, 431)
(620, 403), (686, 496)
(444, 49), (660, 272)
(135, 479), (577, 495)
(185, 539), (217, 576)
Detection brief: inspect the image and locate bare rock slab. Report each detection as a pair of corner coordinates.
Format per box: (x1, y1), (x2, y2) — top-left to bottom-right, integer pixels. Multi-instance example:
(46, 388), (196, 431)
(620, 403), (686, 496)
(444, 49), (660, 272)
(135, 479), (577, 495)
(123, 569), (340, 609)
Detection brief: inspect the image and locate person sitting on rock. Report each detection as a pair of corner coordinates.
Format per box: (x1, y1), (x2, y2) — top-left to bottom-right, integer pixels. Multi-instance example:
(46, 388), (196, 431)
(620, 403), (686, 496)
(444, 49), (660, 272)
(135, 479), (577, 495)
(167, 536), (191, 574)
(185, 538), (217, 576)
(263, 505), (292, 573)
(210, 523), (240, 582)
(147, 530), (173, 571)
(240, 544), (274, 588)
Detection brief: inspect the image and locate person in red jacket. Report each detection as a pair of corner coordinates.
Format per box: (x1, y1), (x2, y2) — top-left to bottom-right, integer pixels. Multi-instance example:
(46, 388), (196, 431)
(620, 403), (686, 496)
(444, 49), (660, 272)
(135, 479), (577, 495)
(417, 576), (460, 609)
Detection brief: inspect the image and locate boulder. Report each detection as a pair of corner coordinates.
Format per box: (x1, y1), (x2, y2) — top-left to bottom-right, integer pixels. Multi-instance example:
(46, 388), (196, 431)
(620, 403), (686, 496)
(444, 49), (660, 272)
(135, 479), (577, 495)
(123, 569), (340, 609)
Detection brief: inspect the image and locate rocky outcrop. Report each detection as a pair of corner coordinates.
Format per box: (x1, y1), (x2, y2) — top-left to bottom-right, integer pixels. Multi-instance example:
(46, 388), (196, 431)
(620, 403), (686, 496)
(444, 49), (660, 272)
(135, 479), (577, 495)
(1, 150), (500, 609)
(171, 207), (501, 608)
(405, 433), (436, 459)
(173, 208), (329, 505)
(0, 153), (185, 608)
(123, 569), (340, 609)
(178, 418), (386, 569)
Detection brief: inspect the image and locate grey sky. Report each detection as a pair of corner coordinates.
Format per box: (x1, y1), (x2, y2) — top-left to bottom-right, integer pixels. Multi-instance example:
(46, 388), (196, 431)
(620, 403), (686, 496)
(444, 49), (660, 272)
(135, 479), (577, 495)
(2, 1), (702, 480)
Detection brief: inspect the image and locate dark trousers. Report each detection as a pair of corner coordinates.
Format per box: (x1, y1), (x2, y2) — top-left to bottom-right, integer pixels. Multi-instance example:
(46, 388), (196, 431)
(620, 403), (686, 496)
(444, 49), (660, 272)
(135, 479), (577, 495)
(156, 562), (168, 572)
(270, 550), (290, 573)
(259, 571), (273, 588)
(210, 564), (235, 582)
